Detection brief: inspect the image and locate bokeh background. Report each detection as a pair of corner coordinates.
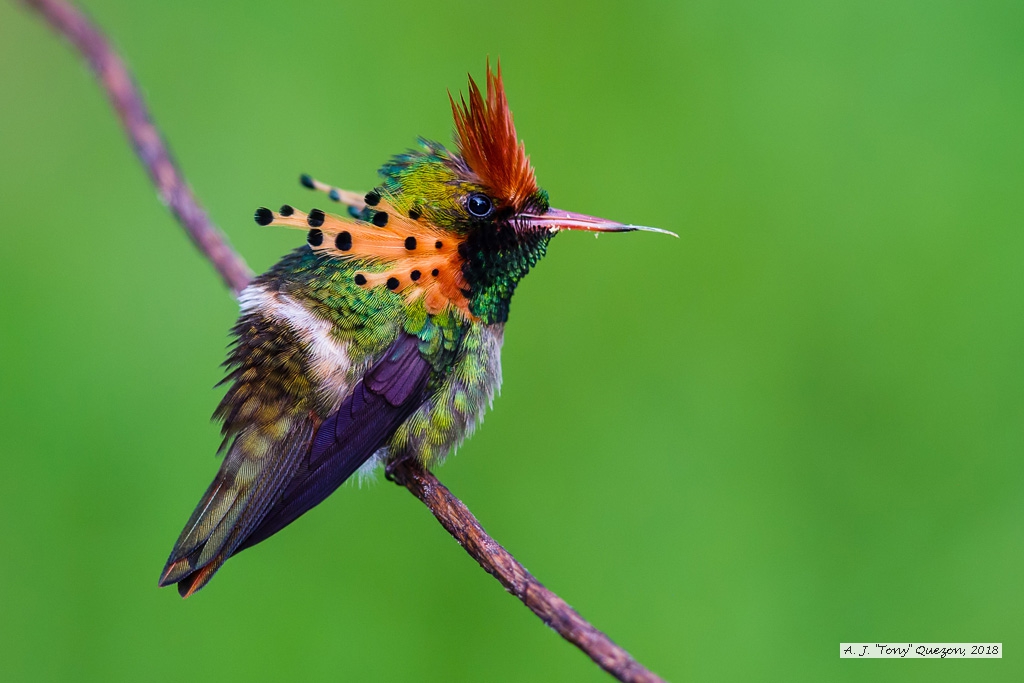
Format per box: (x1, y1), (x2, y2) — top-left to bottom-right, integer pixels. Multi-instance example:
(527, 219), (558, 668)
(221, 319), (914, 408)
(1, 0), (1022, 680)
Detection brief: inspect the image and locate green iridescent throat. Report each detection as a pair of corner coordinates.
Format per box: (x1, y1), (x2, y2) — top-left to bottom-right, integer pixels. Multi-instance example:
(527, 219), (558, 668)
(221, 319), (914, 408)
(460, 223), (553, 324)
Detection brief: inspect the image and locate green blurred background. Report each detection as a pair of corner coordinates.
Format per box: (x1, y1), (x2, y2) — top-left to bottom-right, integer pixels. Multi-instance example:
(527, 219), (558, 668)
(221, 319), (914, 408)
(1, 0), (1022, 680)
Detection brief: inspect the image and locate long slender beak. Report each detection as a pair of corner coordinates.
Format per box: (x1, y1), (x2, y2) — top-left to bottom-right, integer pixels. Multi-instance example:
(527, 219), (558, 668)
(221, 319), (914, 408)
(520, 208), (678, 237)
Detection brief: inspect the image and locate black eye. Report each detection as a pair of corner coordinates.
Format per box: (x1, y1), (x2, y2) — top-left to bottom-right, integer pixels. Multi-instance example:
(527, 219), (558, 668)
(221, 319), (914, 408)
(466, 193), (493, 218)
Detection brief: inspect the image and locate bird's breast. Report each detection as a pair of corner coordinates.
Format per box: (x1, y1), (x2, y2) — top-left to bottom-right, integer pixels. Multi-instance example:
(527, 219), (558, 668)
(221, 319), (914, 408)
(390, 322), (505, 466)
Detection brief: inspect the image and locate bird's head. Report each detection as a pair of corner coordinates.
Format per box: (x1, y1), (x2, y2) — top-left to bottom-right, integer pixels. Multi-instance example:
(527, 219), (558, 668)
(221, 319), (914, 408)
(257, 63), (674, 324)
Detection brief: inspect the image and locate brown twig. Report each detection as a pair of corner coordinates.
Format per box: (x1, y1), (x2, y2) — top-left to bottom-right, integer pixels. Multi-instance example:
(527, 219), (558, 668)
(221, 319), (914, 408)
(21, 1), (666, 681)
(387, 458), (665, 683)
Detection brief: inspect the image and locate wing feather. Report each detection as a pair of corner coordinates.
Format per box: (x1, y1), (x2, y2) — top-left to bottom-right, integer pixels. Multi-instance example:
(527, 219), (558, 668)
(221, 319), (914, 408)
(237, 333), (431, 551)
(160, 332), (432, 597)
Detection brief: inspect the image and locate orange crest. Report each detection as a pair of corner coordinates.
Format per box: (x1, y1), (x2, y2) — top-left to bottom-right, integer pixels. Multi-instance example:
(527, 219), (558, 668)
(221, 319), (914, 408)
(450, 63), (538, 209)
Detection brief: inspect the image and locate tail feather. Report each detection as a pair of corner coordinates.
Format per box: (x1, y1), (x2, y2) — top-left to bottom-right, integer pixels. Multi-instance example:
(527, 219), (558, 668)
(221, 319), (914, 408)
(161, 476), (240, 582)
(159, 420), (314, 595)
(175, 556), (227, 598)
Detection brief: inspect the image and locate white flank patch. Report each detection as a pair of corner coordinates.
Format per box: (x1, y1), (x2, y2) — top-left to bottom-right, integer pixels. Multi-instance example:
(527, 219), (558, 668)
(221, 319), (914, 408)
(239, 284), (354, 402)
(354, 447), (388, 486)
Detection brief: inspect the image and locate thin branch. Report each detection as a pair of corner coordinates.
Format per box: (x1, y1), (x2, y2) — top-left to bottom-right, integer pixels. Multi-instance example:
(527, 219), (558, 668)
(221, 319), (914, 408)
(22, 0), (253, 295)
(21, 2), (666, 681)
(387, 458), (665, 683)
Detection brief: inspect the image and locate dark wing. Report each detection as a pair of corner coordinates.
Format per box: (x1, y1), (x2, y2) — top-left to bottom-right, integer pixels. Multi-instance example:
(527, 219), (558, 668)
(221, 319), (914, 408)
(159, 332), (431, 597)
(237, 332), (431, 551)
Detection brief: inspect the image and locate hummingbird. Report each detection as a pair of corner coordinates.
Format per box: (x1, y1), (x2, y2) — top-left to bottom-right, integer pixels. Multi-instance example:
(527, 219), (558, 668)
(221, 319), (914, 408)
(159, 64), (674, 598)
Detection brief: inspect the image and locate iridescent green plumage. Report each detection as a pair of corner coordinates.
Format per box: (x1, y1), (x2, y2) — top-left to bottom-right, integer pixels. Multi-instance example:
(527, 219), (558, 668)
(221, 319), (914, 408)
(159, 64), (671, 597)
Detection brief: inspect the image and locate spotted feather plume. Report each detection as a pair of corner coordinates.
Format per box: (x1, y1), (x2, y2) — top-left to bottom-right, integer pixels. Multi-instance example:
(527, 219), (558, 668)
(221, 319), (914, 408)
(255, 202), (473, 320)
